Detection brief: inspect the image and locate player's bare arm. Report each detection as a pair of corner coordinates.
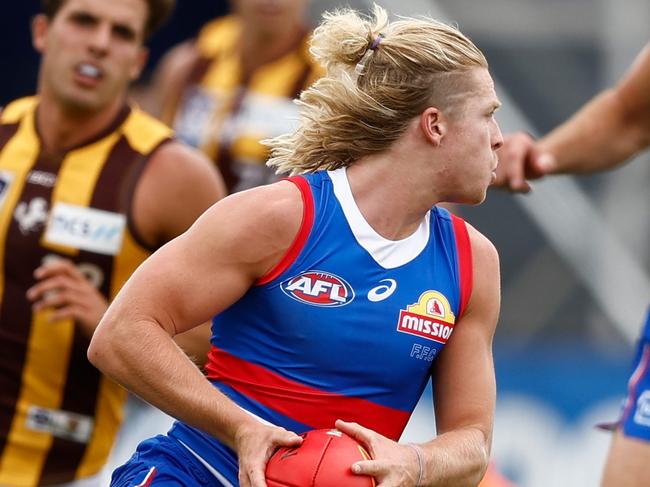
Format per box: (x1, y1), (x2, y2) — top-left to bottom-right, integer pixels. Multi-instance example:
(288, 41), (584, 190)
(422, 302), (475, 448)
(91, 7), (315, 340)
(425, 224), (500, 485)
(602, 433), (650, 487)
(495, 43), (650, 192)
(88, 181), (304, 484)
(338, 224), (500, 487)
(131, 140), (226, 246)
(538, 43), (650, 174)
(133, 141), (226, 361)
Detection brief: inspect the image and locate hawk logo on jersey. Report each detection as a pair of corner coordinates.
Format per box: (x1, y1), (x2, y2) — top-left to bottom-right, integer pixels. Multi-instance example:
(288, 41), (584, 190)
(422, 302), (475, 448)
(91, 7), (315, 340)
(0, 170), (15, 210)
(281, 270), (355, 307)
(397, 291), (456, 344)
(14, 197), (49, 235)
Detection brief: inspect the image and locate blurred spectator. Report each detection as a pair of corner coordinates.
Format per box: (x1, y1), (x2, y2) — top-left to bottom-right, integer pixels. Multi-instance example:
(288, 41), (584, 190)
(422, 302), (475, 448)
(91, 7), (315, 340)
(146, 0), (323, 193)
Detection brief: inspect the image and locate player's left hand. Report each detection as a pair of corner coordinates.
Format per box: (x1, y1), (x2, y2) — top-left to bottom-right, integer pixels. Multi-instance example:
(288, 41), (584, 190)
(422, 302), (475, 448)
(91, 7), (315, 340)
(234, 421), (303, 487)
(493, 131), (557, 193)
(336, 419), (421, 487)
(26, 258), (108, 337)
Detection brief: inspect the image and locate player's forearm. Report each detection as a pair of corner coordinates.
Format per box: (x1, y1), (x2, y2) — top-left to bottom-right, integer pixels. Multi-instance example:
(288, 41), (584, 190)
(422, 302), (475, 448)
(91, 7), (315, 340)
(88, 315), (256, 450)
(418, 426), (490, 486)
(539, 88), (650, 174)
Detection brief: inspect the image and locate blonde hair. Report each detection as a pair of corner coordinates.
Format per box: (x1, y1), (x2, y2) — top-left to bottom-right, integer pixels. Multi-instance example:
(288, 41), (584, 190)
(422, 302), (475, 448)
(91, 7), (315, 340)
(266, 4), (487, 175)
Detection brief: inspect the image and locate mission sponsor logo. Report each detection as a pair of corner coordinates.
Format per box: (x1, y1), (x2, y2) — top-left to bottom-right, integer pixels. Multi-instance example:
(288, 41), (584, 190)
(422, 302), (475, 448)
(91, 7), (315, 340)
(397, 291), (456, 344)
(281, 270), (355, 307)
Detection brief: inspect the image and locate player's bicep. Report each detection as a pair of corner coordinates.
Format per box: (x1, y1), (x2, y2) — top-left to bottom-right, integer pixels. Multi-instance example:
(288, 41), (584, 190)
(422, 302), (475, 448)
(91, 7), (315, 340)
(433, 227), (500, 436)
(109, 182), (303, 337)
(114, 206), (258, 337)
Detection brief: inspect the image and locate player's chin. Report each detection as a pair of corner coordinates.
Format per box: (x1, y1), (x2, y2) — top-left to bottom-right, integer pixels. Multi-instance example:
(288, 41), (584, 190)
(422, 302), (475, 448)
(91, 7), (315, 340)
(62, 93), (105, 113)
(459, 189), (488, 206)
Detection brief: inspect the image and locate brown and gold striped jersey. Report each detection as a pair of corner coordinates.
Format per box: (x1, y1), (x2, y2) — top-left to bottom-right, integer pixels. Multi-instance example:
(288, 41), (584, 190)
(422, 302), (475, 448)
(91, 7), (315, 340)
(167, 15), (323, 193)
(0, 97), (172, 486)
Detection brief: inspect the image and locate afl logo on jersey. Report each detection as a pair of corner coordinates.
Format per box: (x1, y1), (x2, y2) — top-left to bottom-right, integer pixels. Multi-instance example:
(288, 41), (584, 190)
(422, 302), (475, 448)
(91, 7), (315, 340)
(281, 270), (355, 307)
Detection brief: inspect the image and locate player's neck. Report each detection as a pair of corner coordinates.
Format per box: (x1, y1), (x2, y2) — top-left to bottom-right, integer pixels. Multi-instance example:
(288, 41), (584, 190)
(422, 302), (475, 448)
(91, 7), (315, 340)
(35, 95), (125, 156)
(346, 152), (440, 241)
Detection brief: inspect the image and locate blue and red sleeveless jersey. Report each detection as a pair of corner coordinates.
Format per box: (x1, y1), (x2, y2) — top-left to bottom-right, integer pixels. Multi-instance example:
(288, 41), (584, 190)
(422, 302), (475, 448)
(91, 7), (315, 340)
(168, 168), (473, 484)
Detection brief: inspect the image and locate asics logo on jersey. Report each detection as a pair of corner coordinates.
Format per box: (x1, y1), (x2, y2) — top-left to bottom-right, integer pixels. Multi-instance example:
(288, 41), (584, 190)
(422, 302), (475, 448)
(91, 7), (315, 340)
(367, 279), (397, 302)
(281, 270), (355, 307)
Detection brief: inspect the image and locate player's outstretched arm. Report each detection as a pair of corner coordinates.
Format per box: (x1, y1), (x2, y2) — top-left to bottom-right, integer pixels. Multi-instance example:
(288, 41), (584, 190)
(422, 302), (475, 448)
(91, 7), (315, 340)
(537, 43), (650, 175)
(495, 43), (650, 192)
(88, 181), (305, 485)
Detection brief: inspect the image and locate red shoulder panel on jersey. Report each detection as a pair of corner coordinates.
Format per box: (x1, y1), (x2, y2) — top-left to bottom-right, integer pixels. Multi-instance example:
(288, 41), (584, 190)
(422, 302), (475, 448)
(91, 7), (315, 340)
(256, 176), (315, 285)
(451, 214), (473, 318)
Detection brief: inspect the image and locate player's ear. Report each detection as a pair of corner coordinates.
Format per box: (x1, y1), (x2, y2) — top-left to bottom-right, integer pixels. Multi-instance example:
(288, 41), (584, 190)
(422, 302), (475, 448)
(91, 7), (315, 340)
(420, 107), (446, 147)
(130, 47), (149, 81)
(32, 14), (50, 53)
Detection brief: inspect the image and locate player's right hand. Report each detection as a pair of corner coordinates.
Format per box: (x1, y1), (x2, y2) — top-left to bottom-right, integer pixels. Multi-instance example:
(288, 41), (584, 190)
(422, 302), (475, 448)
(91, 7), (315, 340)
(26, 258), (108, 338)
(493, 131), (556, 193)
(234, 421), (302, 487)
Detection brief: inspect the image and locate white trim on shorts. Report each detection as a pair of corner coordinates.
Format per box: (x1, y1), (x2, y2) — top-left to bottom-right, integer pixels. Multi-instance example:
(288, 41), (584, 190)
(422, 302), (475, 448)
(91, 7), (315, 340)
(174, 407), (276, 487)
(135, 467), (157, 487)
(177, 440), (235, 487)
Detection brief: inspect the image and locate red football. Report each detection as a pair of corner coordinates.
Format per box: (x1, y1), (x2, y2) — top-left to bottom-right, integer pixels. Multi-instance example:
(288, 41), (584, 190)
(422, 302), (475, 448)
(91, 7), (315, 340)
(265, 429), (376, 487)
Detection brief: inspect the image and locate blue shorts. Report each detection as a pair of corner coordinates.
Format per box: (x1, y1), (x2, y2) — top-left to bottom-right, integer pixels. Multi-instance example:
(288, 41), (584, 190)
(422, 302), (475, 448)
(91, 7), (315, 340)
(619, 308), (650, 441)
(110, 435), (225, 486)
